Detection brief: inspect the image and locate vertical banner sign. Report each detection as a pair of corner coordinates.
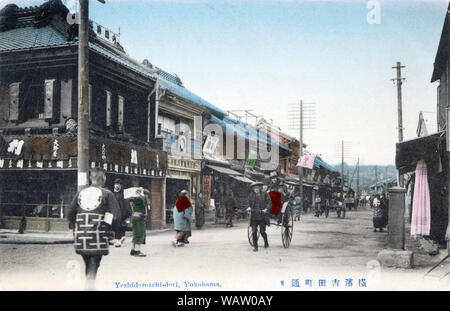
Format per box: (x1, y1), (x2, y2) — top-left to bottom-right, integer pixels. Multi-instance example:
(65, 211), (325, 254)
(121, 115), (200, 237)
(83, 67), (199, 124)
(106, 90), (112, 127)
(447, 108), (450, 152)
(44, 79), (55, 119)
(9, 82), (20, 121)
(118, 95), (124, 132)
(202, 175), (212, 211)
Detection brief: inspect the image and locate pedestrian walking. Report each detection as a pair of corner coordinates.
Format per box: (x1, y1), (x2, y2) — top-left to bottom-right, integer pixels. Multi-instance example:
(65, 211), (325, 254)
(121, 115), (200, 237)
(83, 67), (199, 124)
(129, 188), (150, 257)
(247, 182), (271, 252)
(195, 191), (205, 229)
(293, 189), (302, 221)
(225, 190), (237, 228)
(314, 195), (322, 217)
(173, 190), (193, 247)
(303, 196), (310, 213)
(110, 178), (130, 247)
(380, 193), (389, 228)
(372, 194), (387, 232)
(66, 168), (121, 290)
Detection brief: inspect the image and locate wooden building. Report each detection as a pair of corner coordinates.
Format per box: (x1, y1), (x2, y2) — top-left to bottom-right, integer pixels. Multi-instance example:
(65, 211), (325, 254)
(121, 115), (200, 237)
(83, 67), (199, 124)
(395, 3), (450, 244)
(0, 1), (172, 230)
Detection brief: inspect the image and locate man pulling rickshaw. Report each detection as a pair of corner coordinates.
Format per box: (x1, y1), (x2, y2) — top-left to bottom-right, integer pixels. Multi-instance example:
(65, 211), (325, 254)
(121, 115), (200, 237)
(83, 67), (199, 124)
(247, 176), (295, 250)
(247, 182), (271, 252)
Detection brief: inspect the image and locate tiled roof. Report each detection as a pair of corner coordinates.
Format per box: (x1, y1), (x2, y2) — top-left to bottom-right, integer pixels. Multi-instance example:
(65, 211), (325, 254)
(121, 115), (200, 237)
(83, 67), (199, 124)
(89, 42), (226, 116)
(0, 7), (226, 117)
(0, 18), (73, 52)
(210, 114), (290, 152)
(314, 156), (335, 172)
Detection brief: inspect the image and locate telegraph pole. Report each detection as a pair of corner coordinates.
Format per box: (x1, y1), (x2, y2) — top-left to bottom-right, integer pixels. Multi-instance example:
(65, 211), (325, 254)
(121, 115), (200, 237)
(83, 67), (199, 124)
(356, 157), (360, 198)
(77, 0), (90, 189)
(77, 0), (106, 189)
(341, 140), (344, 198)
(288, 101), (315, 205)
(298, 101), (304, 201)
(392, 61), (405, 187)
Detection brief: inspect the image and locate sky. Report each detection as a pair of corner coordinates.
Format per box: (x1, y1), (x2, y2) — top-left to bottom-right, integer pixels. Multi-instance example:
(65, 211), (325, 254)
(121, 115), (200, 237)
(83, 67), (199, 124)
(6, 0), (450, 165)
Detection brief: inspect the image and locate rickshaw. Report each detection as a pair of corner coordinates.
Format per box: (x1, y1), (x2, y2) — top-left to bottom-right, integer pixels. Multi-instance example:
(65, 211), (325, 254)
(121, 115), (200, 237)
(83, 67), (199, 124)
(247, 199), (294, 248)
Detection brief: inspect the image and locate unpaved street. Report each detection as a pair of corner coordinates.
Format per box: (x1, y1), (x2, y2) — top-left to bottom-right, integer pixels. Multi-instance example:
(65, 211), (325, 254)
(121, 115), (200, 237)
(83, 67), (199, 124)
(0, 207), (447, 291)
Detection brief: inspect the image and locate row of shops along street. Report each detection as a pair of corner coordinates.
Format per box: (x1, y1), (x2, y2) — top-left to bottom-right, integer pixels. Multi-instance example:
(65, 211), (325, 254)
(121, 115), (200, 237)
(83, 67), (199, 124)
(0, 1), (343, 233)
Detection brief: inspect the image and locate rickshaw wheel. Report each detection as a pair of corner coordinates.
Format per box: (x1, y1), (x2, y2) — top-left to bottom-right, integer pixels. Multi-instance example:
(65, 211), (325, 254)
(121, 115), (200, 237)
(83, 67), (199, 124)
(281, 205), (294, 248)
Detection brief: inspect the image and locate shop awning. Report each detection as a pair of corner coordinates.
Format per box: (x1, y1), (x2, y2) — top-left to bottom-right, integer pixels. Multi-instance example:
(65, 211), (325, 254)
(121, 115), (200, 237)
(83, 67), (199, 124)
(396, 132), (444, 175)
(284, 177), (315, 188)
(232, 175), (254, 183)
(314, 156), (336, 172)
(205, 164), (242, 176)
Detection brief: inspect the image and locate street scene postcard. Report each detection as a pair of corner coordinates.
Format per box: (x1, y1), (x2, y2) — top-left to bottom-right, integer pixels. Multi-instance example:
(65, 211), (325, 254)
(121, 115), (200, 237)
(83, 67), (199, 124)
(0, 0), (449, 294)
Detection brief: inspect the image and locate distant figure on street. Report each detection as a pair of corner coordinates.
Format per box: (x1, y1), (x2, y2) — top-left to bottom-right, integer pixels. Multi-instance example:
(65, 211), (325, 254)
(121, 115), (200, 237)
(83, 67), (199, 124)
(303, 196), (310, 213)
(195, 191), (205, 229)
(372, 194), (388, 232)
(314, 195), (322, 217)
(369, 195), (375, 209)
(247, 182), (271, 252)
(346, 193), (356, 211)
(380, 193), (389, 227)
(173, 190), (193, 247)
(111, 178), (129, 248)
(67, 168), (121, 290)
(293, 190), (302, 221)
(225, 190), (237, 228)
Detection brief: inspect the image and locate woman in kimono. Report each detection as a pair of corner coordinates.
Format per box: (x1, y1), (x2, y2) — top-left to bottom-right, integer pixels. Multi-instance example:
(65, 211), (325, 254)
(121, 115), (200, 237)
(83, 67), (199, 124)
(129, 189), (150, 257)
(372, 194), (387, 232)
(172, 190), (193, 247)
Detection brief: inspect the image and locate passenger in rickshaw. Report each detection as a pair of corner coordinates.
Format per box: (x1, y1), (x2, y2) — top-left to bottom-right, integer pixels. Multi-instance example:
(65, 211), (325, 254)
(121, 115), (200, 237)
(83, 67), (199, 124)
(267, 174), (287, 224)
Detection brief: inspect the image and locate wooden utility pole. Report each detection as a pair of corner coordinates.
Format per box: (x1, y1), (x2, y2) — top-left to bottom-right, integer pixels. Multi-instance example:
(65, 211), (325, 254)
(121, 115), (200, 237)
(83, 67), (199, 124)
(289, 101), (315, 208)
(392, 61), (405, 187)
(356, 157), (360, 198)
(341, 140), (344, 198)
(77, 0), (90, 189)
(298, 101), (304, 202)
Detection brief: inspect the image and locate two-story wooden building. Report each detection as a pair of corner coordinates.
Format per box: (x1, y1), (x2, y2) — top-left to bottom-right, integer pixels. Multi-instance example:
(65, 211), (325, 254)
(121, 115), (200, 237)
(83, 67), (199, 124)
(395, 3), (450, 244)
(0, 1), (223, 230)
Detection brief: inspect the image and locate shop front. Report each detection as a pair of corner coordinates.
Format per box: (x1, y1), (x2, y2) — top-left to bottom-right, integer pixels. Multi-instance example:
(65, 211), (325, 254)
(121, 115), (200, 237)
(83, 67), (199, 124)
(396, 131), (448, 244)
(165, 155), (201, 225)
(0, 133), (167, 231)
(201, 163), (254, 224)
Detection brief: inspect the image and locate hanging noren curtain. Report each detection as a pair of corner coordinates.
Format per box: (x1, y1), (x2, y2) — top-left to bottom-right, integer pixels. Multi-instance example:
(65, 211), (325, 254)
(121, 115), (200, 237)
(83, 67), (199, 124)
(411, 159), (431, 236)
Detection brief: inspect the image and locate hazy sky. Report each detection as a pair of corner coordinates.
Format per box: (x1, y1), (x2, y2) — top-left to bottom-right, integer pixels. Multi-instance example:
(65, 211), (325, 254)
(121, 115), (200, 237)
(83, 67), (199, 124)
(7, 0), (450, 165)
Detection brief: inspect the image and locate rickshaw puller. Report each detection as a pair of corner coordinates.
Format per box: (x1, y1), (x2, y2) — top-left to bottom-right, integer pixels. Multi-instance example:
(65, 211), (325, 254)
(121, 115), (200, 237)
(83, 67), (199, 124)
(247, 182), (271, 252)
